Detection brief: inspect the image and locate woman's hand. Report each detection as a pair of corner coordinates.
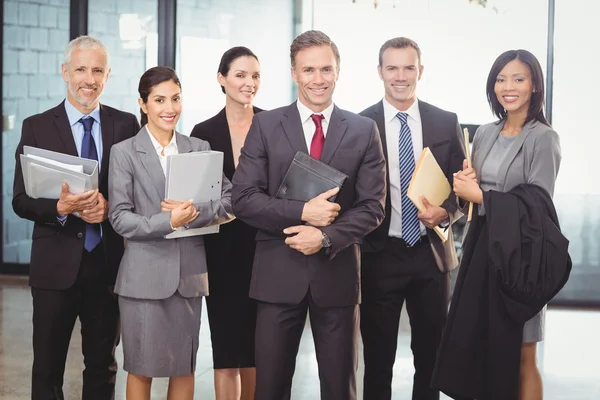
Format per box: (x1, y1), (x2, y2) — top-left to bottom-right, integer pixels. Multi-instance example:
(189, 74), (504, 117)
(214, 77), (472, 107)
(169, 200), (199, 228)
(458, 159), (477, 181)
(453, 174), (483, 204)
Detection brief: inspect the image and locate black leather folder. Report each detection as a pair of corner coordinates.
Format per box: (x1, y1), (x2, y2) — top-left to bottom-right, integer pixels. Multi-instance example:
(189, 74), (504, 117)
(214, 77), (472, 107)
(276, 151), (348, 202)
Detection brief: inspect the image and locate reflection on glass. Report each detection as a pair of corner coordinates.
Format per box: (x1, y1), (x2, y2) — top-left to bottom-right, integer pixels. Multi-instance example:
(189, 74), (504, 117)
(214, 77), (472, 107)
(176, 0), (294, 135)
(88, 1), (158, 116)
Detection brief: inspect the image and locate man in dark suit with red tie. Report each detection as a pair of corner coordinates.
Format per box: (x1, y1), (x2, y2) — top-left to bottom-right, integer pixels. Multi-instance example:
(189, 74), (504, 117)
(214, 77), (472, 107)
(232, 30), (387, 400)
(359, 37), (465, 400)
(12, 36), (139, 399)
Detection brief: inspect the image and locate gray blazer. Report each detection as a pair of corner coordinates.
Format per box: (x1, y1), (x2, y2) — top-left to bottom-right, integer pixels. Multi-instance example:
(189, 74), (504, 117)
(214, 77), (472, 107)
(108, 126), (234, 300)
(473, 119), (561, 197)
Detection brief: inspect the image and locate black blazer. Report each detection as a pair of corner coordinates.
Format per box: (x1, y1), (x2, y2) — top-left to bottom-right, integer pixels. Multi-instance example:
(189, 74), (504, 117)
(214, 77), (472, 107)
(12, 101), (140, 290)
(231, 102), (387, 308)
(359, 100), (464, 260)
(189, 106), (262, 295)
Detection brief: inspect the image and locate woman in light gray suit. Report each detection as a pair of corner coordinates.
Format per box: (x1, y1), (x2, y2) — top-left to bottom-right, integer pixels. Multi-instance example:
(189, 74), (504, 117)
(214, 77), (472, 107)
(453, 50), (560, 399)
(108, 66), (234, 399)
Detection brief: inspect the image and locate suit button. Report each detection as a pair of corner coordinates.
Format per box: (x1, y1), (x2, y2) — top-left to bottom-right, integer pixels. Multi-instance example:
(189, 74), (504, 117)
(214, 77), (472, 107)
(77, 232), (83, 238)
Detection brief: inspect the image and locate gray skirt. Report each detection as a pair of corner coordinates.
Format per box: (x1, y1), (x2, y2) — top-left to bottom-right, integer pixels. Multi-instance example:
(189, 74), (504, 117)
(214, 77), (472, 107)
(119, 292), (202, 377)
(523, 306), (545, 343)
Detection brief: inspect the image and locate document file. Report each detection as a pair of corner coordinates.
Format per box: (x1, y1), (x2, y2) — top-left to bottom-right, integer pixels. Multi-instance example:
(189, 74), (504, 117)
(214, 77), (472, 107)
(407, 147), (451, 242)
(20, 145), (98, 199)
(276, 151), (348, 202)
(165, 151), (224, 239)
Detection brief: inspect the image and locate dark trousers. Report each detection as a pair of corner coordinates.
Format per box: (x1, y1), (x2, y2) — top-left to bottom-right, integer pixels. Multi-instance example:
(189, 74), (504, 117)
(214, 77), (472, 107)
(31, 245), (120, 400)
(361, 236), (449, 400)
(254, 291), (359, 400)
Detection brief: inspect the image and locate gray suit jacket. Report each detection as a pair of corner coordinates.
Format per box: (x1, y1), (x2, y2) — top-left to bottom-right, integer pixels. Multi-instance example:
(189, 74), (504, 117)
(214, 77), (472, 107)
(473, 119), (561, 198)
(108, 126), (234, 300)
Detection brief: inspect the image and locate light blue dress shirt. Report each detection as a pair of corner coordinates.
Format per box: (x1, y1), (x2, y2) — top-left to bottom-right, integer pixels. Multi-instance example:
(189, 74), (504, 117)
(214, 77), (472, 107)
(57, 99), (104, 225)
(64, 99), (103, 167)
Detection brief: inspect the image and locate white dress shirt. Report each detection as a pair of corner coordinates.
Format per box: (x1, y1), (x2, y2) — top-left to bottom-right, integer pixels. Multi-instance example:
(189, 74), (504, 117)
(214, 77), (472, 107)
(296, 100), (334, 152)
(383, 97), (426, 238)
(147, 125), (178, 175)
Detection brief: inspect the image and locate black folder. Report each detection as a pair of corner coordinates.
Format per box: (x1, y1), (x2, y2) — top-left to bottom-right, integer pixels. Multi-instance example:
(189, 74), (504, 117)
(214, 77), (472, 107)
(276, 151), (348, 202)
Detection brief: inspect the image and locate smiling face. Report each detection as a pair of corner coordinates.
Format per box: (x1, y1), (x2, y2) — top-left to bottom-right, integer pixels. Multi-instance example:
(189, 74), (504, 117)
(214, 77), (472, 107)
(138, 80), (182, 137)
(291, 45), (339, 113)
(494, 59), (534, 117)
(62, 47), (110, 113)
(378, 46), (423, 111)
(218, 55), (261, 106)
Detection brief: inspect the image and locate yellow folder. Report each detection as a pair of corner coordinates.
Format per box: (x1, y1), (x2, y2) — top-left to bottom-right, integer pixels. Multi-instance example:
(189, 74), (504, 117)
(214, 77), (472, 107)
(407, 147), (451, 242)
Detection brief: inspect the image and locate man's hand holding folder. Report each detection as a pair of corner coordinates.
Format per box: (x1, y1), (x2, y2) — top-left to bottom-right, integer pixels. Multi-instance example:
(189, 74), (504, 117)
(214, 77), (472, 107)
(56, 182), (108, 224)
(284, 187), (341, 256)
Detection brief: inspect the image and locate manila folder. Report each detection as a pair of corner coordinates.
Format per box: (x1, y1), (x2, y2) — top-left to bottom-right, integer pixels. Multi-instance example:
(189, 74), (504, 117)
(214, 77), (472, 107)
(407, 147), (451, 243)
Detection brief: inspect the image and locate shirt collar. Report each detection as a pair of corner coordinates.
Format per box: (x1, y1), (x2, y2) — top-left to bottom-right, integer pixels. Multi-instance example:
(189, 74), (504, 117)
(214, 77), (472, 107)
(382, 97), (421, 124)
(146, 124), (177, 153)
(296, 99), (335, 125)
(64, 98), (101, 127)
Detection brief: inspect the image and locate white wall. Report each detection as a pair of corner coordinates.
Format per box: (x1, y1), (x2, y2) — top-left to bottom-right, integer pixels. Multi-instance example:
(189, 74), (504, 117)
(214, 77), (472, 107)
(307, 0), (548, 124)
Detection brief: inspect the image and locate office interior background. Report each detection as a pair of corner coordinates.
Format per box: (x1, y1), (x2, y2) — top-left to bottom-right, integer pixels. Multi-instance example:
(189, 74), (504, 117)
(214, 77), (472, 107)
(0, 0), (599, 398)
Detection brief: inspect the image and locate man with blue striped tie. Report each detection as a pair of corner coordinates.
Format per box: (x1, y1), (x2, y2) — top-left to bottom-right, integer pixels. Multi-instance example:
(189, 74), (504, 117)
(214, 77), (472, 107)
(359, 37), (466, 400)
(12, 36), (139, 399)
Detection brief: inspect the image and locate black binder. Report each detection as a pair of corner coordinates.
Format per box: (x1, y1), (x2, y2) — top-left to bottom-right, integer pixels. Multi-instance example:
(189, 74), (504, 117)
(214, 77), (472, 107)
(276, 151), (348, 202)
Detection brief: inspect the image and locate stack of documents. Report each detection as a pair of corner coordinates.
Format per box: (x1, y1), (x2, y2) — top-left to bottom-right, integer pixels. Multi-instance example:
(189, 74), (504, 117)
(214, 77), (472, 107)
(407, 147), (451, 242)
(20, 146), (98, 199)
(164, 150), (224, 239)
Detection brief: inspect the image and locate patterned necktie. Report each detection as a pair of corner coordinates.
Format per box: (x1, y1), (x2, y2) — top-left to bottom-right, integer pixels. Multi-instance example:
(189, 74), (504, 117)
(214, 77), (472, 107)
(310, 114), (325, 160)
(79, 117), (101, 252)
(396, 112), (421, 246)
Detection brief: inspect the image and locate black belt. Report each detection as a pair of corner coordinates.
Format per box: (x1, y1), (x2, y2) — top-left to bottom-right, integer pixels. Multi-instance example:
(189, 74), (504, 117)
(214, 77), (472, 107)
(388, 235), (429, 249)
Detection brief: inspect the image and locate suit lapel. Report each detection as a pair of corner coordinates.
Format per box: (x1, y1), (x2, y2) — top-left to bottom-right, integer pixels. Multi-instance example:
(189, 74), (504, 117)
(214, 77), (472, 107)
(320, 106), (348, 165)
(53, 101), (78, 157)
(176, 132), (194, 154)
(136, 126), (166, 199)
(99, 104), (114, 182)
(213, 108), (235, 175)
(419, 100), (437, 149)
(371, 101), (387, 162)
(281, 102), (309, 154)
(497, 120), (536, 191)
(474, 121), (502, 174)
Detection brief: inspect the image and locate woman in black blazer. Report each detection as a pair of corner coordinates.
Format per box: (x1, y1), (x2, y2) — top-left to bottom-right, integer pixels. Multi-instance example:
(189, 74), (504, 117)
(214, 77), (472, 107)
(190, 46), (262, 400)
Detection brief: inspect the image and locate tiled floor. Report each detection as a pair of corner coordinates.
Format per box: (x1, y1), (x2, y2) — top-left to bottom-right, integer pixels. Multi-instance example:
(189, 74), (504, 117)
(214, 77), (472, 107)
(1, 276), (599, 399)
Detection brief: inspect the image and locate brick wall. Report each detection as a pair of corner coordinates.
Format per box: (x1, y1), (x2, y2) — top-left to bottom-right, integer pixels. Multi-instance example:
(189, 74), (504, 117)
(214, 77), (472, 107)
(3, 0), (70, 263)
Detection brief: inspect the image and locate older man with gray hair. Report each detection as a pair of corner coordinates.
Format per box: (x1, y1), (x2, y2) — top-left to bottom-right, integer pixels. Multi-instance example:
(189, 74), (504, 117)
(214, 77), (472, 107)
(12, 35), (139, 399)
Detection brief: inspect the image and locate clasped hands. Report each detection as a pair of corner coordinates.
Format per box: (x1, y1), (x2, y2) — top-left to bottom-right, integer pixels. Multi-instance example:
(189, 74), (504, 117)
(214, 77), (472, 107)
(57, 183), (107, 224)
(453, 159), (482, 204)
(284, 187), (340, 256)
(161, 199), (199, 229)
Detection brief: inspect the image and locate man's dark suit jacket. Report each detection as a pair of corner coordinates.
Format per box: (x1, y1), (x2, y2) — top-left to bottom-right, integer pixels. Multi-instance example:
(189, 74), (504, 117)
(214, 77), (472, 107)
(232, 102), (387, 308)
(360, 100), (465, 272)
(12, 101), (140, 290)
(189, 106), (262, 295)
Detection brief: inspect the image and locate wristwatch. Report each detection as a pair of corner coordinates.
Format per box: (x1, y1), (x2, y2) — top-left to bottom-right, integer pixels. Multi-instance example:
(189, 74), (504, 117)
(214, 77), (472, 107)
(321, 231), (332, 256)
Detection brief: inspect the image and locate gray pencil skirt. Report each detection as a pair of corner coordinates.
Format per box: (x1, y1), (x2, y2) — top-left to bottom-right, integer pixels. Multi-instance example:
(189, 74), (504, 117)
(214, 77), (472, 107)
(119, 292), (202, 377)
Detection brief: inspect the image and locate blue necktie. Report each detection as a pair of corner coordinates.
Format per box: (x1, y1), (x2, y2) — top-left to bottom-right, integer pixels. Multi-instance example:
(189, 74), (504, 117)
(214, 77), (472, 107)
(396, 112), (421, 246)
(79, 117), (101, 252)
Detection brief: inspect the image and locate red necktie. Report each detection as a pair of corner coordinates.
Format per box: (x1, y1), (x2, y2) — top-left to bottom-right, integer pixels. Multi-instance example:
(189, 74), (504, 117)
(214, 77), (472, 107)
(310, 114), (325, 160)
